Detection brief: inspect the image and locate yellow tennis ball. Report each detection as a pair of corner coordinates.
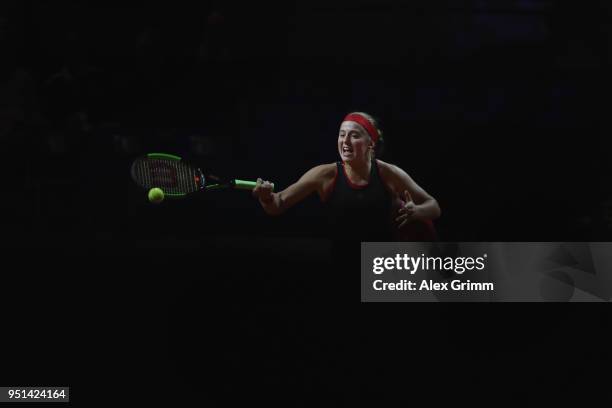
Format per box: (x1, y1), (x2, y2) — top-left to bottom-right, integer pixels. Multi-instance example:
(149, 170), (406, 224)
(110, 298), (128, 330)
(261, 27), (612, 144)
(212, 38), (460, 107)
(148, 187), (165, 204)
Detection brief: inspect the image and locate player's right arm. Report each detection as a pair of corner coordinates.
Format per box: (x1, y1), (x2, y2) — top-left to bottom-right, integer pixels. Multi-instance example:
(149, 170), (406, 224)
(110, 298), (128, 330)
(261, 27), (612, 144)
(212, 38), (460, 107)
(253, 164), (335, 216)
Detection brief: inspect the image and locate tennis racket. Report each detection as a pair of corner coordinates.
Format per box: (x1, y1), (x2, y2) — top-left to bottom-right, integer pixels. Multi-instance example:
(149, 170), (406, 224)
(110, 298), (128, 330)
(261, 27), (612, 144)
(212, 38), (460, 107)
(130, 152), (272, 198)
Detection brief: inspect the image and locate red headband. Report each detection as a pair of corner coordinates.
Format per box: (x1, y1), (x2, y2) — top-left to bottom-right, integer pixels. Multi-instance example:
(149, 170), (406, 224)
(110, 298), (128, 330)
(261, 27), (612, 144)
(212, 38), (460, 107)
(343, 113), (379, 143)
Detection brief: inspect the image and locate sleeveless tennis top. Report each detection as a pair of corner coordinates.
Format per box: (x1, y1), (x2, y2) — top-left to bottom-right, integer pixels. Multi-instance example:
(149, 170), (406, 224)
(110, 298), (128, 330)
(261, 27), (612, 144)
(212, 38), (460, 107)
(324, 160), (393, 242)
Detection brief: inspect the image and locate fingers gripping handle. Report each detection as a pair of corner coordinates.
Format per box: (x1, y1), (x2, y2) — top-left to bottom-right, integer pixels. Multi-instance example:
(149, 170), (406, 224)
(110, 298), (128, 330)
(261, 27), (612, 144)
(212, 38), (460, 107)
(234, 179), (275, 191)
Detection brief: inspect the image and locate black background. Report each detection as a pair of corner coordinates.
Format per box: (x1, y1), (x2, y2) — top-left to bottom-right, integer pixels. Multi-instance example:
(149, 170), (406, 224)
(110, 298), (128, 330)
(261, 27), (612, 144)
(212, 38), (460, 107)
(1, 1), (611, 404)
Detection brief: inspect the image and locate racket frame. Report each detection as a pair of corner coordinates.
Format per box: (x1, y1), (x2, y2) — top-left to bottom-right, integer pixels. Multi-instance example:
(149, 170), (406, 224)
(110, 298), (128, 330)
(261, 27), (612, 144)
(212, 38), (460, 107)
(135, 153), (265, 197)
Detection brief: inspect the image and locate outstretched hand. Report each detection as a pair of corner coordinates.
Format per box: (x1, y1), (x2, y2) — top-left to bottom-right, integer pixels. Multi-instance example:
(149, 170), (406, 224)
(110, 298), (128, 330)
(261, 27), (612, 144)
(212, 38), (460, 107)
(395, 190), (420, 229)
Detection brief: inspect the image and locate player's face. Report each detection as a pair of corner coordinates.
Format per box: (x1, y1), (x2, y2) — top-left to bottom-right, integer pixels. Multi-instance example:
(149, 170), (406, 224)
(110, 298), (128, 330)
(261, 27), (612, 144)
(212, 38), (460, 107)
(338, 121), (373, 164)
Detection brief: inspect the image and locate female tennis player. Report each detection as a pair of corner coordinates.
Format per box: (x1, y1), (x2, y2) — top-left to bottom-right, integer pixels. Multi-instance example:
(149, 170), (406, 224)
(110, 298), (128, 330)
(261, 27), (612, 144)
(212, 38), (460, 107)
(252, 112), (441, 241)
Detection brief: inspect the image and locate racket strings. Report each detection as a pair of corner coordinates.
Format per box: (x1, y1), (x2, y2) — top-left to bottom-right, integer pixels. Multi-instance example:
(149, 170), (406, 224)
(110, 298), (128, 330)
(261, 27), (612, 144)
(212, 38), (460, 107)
(132, 158), (198, 194)
(177, 163), (195, 194)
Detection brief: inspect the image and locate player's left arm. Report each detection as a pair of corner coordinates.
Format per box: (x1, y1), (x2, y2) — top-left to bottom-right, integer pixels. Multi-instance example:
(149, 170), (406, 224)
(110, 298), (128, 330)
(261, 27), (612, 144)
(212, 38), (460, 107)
(379, 161), (441, 225)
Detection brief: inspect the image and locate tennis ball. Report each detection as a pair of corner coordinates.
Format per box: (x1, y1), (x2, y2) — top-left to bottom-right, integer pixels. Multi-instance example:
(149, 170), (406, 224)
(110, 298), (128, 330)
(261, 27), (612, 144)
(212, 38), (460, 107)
(148, 187), (165, 204)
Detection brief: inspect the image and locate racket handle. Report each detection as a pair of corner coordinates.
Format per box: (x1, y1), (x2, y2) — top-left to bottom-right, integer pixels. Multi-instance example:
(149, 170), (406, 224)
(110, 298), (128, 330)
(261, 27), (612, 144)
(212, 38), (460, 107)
(233, 179), (275, 191)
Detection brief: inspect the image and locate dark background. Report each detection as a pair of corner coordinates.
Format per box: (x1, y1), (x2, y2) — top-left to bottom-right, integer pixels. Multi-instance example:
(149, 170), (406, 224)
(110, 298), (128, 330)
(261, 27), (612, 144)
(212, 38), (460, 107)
(1, 1), (611, 404)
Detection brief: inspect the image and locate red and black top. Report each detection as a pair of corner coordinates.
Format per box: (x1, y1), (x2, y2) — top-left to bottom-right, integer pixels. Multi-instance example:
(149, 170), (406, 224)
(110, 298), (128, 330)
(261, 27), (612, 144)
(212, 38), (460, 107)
(324, 160), (394, 242)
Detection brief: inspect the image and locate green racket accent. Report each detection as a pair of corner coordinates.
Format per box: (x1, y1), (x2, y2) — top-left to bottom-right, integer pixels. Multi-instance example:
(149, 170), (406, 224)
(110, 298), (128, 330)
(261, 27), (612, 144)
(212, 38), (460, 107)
(234, 180), (258, 190)
(204, 180), (272, 191)
(165, 192), (187, 197)
(147, 153), (182, 161)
